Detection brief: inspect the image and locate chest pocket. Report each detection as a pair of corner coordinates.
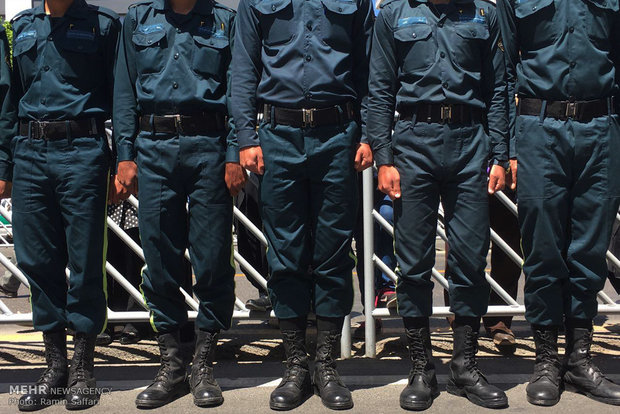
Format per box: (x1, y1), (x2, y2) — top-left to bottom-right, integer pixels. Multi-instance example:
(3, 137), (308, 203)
(514, 0), (557, 49)
(319, 0), (358, 52)
(132, 25), (167, 75)
(253, 0), (295, 46)
(394, 24), (435, 73)
(192, 34), (230, 78)
(57, 31), (101, 81)
(451, 23), (489, 72)
(13, 35), (38, 84)
(583, 0), (618, 44)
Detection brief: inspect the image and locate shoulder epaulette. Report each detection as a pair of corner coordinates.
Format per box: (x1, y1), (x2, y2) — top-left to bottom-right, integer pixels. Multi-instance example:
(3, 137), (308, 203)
(89, 5), (121, 20)
(379, 0), (398, 9)
(478, 0), (497, 7)
(128, 1), (155, 9)
(10, 9), (34, 25)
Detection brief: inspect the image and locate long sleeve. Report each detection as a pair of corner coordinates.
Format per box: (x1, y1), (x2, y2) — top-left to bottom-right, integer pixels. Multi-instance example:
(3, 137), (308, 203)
(352, 0), (374, 144)
(225, 12), (239, 163)
(367, 9), (398, 166)
(612, 8), (620, 114)
(112, 8), (139, 164)
(481, 6), (508, 164)
(496, 0), (518, 159)
(231, 0), (262, 149)
(0, 27), (16, 182)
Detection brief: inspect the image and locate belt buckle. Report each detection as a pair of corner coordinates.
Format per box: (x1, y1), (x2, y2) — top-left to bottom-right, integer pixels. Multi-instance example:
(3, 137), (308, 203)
(35, 121), (47, 139)
(302, 108), (315, 128)
(440, 105), (452, 123)
(565, 102), (577, 119)
(173, 114), (183, 133)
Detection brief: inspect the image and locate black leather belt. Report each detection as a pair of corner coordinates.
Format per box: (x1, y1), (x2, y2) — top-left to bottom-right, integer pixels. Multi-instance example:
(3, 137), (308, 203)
(139, 113), (227, 134)
(19, 118), (103, 140)
(263, 102), (356, 128)
(518, 97), (614, 122)
(399, 104), (484, 124)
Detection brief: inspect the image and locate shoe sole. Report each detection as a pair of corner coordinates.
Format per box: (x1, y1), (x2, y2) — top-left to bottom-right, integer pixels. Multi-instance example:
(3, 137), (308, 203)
(194, 396), (224, 407)
(564, 382), (620, 406)
(313, 385), (353, 410)
(526, 395), (560, 406)
(135, 386), (188, 409)
(269, 388), (313, 411)
(400, 390), (440, 411)
(446, 384), (508, 409)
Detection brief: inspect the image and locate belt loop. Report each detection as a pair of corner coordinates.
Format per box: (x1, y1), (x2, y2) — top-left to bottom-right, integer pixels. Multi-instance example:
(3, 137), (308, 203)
(539, 100), (547, 125)
(91, 118), (98, 136)
(149, 114), (155, 138)
(27, 121), (33, 144)
(65, 120), (72, 145)
(270, 105), (276, 128)
(336, 104), (344, 127)
(411, 107), (418, 126)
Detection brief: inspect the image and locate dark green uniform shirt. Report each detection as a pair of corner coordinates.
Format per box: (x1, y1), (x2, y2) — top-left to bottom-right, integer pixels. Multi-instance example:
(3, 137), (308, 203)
(113, 0), (238, 163)
(1, 0), (120, 177)
(0, 26), (14, 181)
(368, 0), (508, 166)
(497, 0), (620, 157)
(231, 0), (375, 148)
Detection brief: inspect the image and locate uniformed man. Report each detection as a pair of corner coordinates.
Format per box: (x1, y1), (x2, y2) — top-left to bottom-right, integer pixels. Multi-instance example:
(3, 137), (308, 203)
(113, 0), (245, 408)
(232, 0), (374, 410)
(368, 0), (509, 409)
(0, 25), (12, 201)
(497, 0), (620, 406)
(0, 0), (120, 411)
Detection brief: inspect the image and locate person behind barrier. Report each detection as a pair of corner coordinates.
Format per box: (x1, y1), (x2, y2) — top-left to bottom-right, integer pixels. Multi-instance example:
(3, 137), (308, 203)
(497, 0), (620, 406)
(113, 0), (246, 409)
(232, 0), (374, 409)
(0, 0), (120, 411)
(368, 0), (509, 410)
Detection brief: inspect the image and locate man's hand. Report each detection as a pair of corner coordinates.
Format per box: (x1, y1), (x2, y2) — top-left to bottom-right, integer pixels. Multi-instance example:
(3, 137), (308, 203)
(116, 160), (138, 196)
(225, 163), (247, 197)
(506, 159), (517, 191)
(354, 143), (373, 172)
(240, 146), (264, 175)
(0, 180), (11, 199)
(378, 165), (401, 200)
(108, 175), (130, 204)
(488, 165), (506, 194)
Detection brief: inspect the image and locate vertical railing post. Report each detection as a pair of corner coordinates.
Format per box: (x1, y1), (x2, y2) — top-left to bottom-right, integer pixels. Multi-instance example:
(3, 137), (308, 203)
(363, 168), (376, 357)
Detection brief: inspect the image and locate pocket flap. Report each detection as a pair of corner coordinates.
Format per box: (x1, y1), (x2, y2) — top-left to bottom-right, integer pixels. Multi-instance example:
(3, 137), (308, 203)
(193, 34), (230, 49)
(584, 0), (619, 11)
(320, 0), (358, 15)
(132, 25), (166, 46)
(454, 24), (490, 40)
(394, 24), (432, 43)
(13, 34), (36, 56)
(514, 0), (554, 19)
(252, 0), (293, 15)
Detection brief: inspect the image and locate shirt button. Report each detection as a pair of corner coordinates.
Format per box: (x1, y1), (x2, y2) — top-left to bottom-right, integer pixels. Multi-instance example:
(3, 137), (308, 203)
(443, 82), (449, 88)
(438, 22), (444, 28)
(338, 7), (343, 11)
(305, 93), (312, 99)
(440, 52), (446, 58)
(176, 28), (181, 33)
(174, 53), (179, 60)
(532, 6), (537, 10)
(569, 26), (575, 33)
(47, 36), (53, 41)
(272, 4), (277, 10)
(173, 82), (179, 89)
(40, 98), (46, 104)
(306, 22), (312, 30)
(305, 55), (312, 62)
(43, 65), (50, 71)
(570, 61), (576, 68)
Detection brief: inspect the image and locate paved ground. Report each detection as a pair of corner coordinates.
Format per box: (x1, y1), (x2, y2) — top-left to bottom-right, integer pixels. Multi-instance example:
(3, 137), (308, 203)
(1, 243), (620, 413)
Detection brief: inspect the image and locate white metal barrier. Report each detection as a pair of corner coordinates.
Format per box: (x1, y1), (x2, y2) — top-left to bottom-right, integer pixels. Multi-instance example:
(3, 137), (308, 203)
(361, 167), (620, 358)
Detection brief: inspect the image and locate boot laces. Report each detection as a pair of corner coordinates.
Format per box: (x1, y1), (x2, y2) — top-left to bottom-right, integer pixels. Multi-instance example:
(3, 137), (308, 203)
(464, 331), (482, 377)
(408, 332), (428, 375)
(154, 341), (173, 383)
(195, 341), (214, 382)
(71, 340), (91, 382)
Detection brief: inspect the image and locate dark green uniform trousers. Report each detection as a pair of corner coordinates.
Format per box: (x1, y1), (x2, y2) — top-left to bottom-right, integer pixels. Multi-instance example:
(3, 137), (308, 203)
(136, 131), (235, 333)
(517, 114), (620, 326)
(12, 134), (110, 335)
(394, 120), (491, 318)
(258, 120), (358, 319)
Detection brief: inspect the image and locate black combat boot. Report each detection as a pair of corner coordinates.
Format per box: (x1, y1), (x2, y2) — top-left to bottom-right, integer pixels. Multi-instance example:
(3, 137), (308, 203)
(313, 330), (353, 410)
(190, 330), (223, 407)
(400, 327), (439, 411)
(270, 329), (312, 410)
(563, 326), (620, 405)
(18, 330), (68, 411)
(65, 333), (98, 410)
(526, 326), (562, 406)
(135, 331), (188, 408)
(447, 324), (508, 408)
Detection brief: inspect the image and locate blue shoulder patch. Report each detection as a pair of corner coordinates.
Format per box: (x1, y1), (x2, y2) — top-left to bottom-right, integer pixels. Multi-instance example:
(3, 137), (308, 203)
(136, 24), (164, 34)
(16, 31), (36, 42)
(397, 16), (427, 27)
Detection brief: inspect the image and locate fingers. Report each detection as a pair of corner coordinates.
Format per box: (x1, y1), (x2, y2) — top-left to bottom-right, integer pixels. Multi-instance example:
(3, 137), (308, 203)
(391, 174), (401, 200)
(256, 152), (265, 175)
(511, 163), (518, 190)
(488, 174), (498, 194)
(354, 149), (363, 171)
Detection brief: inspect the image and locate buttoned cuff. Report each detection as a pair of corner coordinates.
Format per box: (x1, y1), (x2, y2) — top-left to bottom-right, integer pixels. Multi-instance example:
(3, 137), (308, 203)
(373, 146), (394, 167)
(238, 129), (259, 149)
(0, 160), (13, 182)
(116, 142), (136, 162)
(226, 145), (240, 163)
